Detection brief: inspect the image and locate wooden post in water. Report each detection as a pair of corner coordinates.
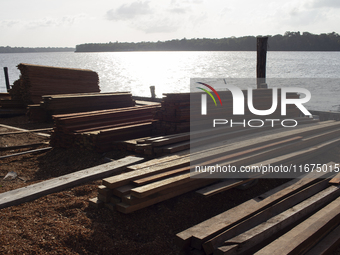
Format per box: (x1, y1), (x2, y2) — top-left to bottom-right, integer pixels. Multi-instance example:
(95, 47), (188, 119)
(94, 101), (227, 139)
(256, 36), (268, 88)
(150, 86), (156, 99)
(3, 67), (10, 92)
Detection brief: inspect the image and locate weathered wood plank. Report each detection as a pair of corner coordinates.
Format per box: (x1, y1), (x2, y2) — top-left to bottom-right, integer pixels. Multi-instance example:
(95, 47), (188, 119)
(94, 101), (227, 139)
(0, 147), (52, 159)
(102, 156), (190, 189)
(216, 185), (340, 255)
(254, 196), (340, 255)
(0, 124), (51, 137)
(0, 156), (143, 209)
(196, 179), (254, 197)
(116, 179), (216, 213)
(0, 142), (49, 151)
(130, 173), (192, 198)
(132, 166), (190, 186)
(304, 223), (340, 255)
(202, 176), (334, 254)
(0, 128), (52, 136)
(175, 166), (334, 251)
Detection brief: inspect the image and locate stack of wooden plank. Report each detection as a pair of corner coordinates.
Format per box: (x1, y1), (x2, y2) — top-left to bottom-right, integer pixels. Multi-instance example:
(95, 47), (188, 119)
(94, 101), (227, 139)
(50, 105), (160, 152)
(9, 63), (100, 104)
(119, 117), (316, 157)
(27, 92), (135, 122)
(0, 93), (11, 100)
(93, 120), (340, 213)
(154, 89), (300, 134)
(0, 98), (27, 117)
(176, 165), (340, 255)
(310, 109), (340, 121)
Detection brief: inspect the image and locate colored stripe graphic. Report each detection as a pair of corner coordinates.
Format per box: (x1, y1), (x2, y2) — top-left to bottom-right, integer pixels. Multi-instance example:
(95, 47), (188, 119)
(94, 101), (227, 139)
(196, 87), (217, 106)
(197, 82), (223, 106)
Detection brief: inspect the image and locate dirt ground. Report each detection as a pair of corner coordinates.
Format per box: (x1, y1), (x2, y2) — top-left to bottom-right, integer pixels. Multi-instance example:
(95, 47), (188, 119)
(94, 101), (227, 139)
(1, 116), (340, 255)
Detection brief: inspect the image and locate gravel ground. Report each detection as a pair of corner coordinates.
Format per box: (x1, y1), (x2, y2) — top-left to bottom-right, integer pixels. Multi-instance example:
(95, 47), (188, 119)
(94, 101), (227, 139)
(1, 116), (340, 255)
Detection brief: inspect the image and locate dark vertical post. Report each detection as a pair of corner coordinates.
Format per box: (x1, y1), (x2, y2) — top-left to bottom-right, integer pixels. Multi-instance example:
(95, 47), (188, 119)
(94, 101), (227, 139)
(256, 36), (268, 88)
(3, 67), (11, 91)
(150, 86), (156, 99)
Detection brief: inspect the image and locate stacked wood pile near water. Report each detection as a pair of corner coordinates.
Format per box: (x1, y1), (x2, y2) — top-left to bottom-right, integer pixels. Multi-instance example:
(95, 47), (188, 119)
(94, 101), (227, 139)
(91, 120), (340, 213)
(154, 89), (300, 134)
(120, 117), (314, 157)
(27, 92), (135, 122)
(50, 105), (160, 152)
(9, 63), (100, 105)
(176, 164), (340, 255)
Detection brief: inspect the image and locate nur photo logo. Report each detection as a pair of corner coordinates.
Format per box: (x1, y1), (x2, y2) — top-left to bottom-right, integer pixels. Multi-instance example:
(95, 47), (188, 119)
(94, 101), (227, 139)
(196, 81), (312, 128)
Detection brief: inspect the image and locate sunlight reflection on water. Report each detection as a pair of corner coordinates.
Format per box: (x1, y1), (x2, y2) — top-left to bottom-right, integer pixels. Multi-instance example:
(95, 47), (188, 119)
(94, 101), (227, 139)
(0, 51), (339, 110)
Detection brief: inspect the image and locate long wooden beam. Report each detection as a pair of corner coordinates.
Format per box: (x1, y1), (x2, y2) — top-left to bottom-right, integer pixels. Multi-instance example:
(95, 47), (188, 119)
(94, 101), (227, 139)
(0, 124), (51, 137)
(0, 156), (143, 209)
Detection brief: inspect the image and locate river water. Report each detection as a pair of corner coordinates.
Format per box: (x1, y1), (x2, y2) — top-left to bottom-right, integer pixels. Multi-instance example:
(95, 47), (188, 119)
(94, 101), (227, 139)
(0, 51), (339, 111)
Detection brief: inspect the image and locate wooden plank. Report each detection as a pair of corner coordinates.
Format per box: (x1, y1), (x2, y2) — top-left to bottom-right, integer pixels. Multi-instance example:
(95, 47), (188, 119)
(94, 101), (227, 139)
(245, 137), (340, 179)
(97, 185), (112, 197)
(151, 134), (190, 147)
(0, 142), (49, 151)
(0, 147), (52, 160)
(175, 178), (300, 250)
(216, 185), (340, 255)
(111, 184), (136, 198)
(196, 179), (254, 197)
(116, 178), (216, 213)
(329, 172), (340, 184)
(304, 223), (340, 255)
(0, 124), (51, 137)
(254, 196), (340, 255)
(190, 121), (340, 164)
(193, 134), (340, 181)
(175, 166), (334, 251)
(132, 166), (190, 186)
(0, 156), (143, 209)
(88, 197), (104, 208)
(0, 128), (52, 136)
(130, 173), (193, 198)
(202, 176), (334, 254)
(131, 135), (303, 198)
(102, 156), (190, 189)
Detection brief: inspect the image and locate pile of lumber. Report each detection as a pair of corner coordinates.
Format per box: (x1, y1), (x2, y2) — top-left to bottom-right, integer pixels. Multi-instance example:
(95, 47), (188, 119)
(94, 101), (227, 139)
(119, 117), (316, 157)
(50, 105), (160, 152)
(27, 92), (135, 122)
(9, 63), (100, 105)
(176, 165), (340, 255)
(0, 93), (11, 100)
(310, 109), (340, 121)
(0, 98), (26, 117)
(154, 89), (301, 134)
(92, 120), (340, 213)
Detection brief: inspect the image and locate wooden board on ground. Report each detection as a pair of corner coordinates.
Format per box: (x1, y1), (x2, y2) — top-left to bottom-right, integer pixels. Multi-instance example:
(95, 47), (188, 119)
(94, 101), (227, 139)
(0, 124), (51, 137)
(0, 156), (143, 209)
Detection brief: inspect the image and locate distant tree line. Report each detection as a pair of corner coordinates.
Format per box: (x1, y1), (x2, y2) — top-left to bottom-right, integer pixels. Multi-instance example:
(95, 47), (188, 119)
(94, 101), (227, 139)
(0, 46), (75, 53)
(75, 32), (340, 52)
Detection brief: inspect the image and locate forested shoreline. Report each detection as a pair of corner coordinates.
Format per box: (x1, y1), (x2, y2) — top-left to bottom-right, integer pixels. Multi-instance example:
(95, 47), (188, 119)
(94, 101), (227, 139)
(76, 32), (340, 52)
(0, 47), (75, 53)
(2, 32), (339, 53)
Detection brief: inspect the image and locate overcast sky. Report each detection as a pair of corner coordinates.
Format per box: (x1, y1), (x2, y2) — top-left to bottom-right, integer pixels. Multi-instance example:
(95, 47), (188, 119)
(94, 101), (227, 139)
(1, 0), (340, 47)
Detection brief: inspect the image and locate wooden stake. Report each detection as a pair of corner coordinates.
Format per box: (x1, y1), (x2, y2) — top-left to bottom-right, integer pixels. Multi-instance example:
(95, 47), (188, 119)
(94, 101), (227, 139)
(257, 37), (268, 88)
(3, 67), (10, 92)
